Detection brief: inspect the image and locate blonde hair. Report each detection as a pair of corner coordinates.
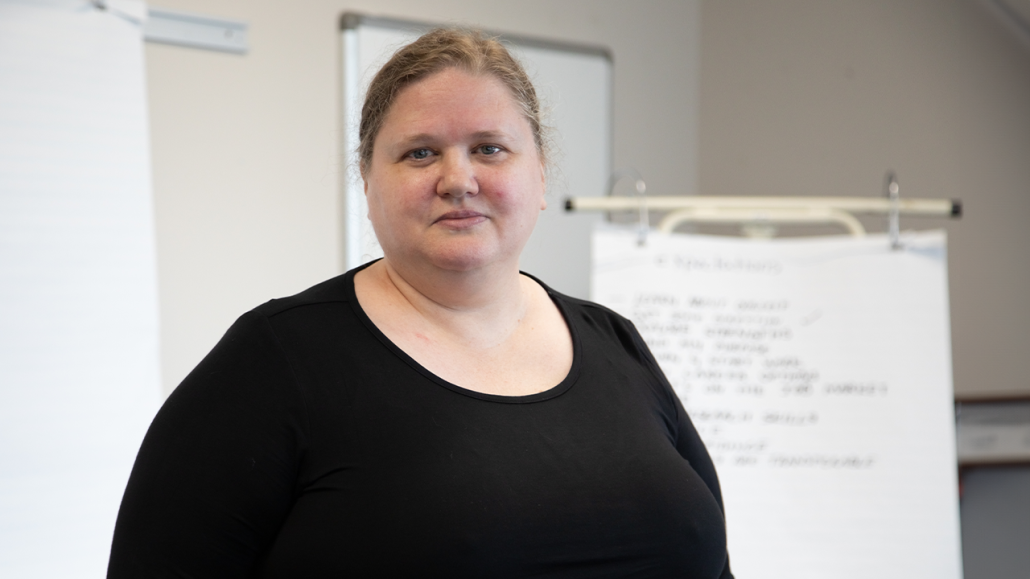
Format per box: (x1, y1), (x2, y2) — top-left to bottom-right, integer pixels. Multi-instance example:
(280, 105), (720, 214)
(359, 28), (547, 173)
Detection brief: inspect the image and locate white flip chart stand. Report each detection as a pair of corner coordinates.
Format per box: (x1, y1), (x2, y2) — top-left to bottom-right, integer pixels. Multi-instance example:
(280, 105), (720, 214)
(576, 174), (964, 578)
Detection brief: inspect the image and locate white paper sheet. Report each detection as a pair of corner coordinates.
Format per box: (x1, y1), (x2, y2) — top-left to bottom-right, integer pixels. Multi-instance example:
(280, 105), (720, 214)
(592, 228), (962, 579)
(0, 1), (159, 576)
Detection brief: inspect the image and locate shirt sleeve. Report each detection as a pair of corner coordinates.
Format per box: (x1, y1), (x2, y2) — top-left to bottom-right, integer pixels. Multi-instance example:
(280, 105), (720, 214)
(672, 393), (734, 579)
(107, 311), (307, 578)
(624, 316), (735, 579)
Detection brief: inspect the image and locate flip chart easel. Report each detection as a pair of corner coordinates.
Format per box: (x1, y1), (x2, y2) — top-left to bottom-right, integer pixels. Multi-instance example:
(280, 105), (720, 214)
(577, 173), (964, 578)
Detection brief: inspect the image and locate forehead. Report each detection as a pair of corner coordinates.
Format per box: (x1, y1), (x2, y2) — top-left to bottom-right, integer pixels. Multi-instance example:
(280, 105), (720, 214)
(379, 68), (526, 135)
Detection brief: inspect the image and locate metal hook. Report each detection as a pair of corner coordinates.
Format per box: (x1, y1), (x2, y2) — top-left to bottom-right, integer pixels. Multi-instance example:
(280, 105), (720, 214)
(607, 168), (649, 246)
(885, 172), (900, 250)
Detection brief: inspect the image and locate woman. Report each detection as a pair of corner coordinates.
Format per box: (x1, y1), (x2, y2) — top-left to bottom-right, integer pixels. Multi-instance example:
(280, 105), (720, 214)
(108, 28), (732, 578)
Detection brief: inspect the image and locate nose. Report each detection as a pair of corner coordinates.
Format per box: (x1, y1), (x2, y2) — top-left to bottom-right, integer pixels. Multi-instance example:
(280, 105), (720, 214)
(436, 151), (479, 199)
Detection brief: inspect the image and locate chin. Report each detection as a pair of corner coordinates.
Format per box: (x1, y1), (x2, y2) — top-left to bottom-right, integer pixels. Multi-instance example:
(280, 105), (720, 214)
(422, 244), (513, 273)
(427, 254), (494, 273)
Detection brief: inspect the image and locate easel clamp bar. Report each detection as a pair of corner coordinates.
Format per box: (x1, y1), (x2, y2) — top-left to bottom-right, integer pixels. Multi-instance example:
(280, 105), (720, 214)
(565, 196), (962, 218)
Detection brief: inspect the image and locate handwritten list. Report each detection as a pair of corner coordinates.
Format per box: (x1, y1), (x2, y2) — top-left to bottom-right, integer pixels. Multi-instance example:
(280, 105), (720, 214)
(592, 228), (961, 579)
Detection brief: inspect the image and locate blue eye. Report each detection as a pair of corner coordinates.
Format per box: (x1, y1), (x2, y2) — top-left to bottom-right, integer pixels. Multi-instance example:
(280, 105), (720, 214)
(408, 148), (432, 160)
(477, 145), (502, 155)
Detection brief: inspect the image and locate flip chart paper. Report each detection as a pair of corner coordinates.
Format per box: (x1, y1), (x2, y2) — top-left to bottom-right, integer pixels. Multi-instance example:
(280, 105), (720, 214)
(0, 1), (159, 576)
(592, 228), (962, 579)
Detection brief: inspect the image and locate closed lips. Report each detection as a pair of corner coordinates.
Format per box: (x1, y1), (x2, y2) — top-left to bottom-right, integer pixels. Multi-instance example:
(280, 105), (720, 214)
(435, 210), (485, 223)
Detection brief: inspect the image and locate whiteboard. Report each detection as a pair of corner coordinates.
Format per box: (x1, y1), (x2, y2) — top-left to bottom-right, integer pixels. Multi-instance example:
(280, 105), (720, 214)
(0, 1), (160, 576)
(592, 229), (962, 579)
(340, 15), (611, 299)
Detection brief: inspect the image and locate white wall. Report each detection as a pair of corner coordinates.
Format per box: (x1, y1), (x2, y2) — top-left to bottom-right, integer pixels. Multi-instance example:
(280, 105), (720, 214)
(145, 0), (700, 394)
(699, 0), (1030, 399)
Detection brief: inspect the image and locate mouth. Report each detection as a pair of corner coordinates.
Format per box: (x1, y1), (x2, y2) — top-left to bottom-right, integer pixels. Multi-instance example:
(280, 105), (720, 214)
(434, 209), (486, 227)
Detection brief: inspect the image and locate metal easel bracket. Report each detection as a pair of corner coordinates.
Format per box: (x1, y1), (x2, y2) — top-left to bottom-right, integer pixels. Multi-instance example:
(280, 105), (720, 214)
(604, 168), (649, 246)
(656, 206), (867, 237)
(886, 172), (901, 250)
(566, 178), (961, 242)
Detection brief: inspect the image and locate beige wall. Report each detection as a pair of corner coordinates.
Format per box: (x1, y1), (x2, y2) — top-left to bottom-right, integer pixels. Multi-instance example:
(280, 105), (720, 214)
(699, 0), (1030, 399)
(147, 0), (1029, 399)
(146, 0), (700, 393)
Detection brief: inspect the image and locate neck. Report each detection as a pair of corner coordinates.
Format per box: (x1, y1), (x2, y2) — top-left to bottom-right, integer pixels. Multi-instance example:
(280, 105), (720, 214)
(363, 256), (530, 348)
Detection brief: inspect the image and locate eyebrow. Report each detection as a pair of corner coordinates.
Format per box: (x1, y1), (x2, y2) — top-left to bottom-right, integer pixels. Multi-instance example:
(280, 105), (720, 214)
(468, 130), (514, 141)
(394, 129), (516, 147)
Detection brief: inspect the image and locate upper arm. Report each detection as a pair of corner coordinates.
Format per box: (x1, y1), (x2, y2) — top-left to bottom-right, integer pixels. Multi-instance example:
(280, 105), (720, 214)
(666, 358), (735, 579)
(619, 314), (735, 578)
(608, 312), (725, 509)
(108, 312), (306, 578)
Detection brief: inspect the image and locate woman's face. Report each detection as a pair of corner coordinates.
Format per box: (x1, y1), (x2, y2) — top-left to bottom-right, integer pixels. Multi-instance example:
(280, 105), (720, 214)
(363, 67), (546, 274)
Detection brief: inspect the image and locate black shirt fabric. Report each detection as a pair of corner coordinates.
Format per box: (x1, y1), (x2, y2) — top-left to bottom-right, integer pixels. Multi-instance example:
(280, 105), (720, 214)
(108, 265), (732, 578)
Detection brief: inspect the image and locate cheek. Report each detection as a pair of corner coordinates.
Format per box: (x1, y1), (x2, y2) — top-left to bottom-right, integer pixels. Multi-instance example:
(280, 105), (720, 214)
(364, 181), (402, 235)
(368, 172), (427, 214)
(491, 171), (544, 209)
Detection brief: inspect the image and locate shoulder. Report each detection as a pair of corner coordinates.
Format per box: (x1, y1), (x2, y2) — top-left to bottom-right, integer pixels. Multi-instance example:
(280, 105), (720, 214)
(522, 272), (649, 362)
(527, 273), (683, 430)
(250, 269), (355, 320)
(204, 267), (369, 369)
(521, 271), (630, 324)
(163, 269), (371, 421)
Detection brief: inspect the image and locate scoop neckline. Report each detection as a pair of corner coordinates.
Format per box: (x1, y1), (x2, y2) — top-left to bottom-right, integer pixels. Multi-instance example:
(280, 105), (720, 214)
(344, 261), (582, 404)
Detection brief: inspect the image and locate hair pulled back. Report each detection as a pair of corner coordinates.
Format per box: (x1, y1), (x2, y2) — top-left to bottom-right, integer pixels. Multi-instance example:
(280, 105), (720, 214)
(358, 28), (546, 174)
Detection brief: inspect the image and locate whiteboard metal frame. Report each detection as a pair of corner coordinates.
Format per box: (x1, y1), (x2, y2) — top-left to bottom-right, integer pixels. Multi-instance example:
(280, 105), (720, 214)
(339, 13), (612, 59)
(956, 397), (1030, 466)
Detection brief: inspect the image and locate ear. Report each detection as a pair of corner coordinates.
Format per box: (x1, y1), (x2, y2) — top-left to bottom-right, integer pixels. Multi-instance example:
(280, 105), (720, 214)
(538, 162), (547, 211)
(361, 169), (371, 219)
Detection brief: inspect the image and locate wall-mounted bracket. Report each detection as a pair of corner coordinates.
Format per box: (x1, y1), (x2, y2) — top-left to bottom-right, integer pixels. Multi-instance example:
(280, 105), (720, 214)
(143, 8), (248, 54)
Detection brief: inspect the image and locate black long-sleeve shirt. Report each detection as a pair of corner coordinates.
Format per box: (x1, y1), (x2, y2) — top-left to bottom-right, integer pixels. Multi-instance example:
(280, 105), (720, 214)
(108, 265), (732, 578)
